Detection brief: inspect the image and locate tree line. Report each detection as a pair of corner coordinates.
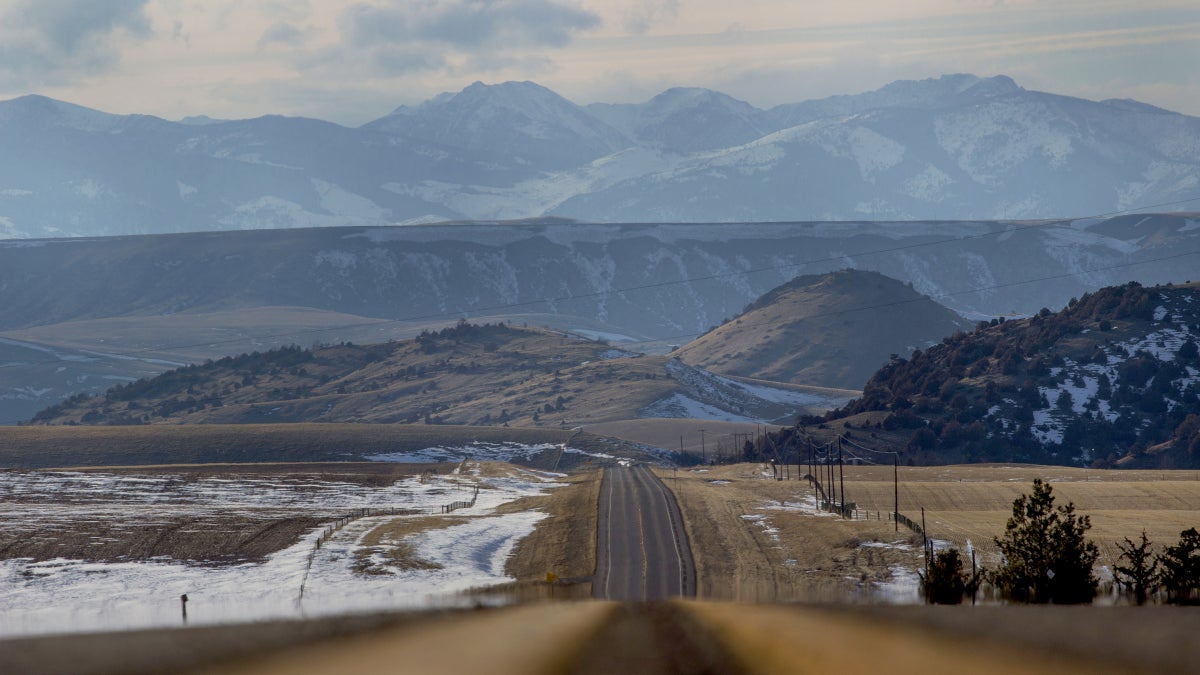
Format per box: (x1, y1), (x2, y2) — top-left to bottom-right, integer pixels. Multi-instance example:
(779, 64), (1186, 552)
(923, 479), (1200, 605)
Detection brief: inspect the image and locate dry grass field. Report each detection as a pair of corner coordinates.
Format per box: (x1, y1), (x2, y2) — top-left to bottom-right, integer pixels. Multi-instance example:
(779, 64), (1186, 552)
(657, 464), (924, 602)
(832, 463), (1200, 570)
(0, 423), (576, 468)
(499, 468), (601, 587)
(659, 462), (1200, 602)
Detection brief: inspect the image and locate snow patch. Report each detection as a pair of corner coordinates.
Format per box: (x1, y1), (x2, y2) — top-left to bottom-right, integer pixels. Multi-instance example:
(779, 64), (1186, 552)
(0, 467), (562, 638)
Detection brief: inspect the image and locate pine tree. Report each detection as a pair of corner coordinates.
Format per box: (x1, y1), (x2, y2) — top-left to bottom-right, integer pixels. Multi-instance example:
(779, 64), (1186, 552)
(1158, 528), (1200, 605)
(992, 479), (1099, 603)
(1114, 530), (1159, 605)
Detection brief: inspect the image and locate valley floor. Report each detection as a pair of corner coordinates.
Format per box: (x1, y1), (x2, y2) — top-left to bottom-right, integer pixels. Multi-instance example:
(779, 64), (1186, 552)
(4, 446), (1200, 671)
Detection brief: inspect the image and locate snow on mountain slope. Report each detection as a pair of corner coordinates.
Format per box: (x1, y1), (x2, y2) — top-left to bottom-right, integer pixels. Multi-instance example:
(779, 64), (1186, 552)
(2, 75), (1200, 237)
(833, 282), (1200, 468)
(588, 87), (769, 153)
(764, 74), (1022, 129)
(364, 80), (630, 171)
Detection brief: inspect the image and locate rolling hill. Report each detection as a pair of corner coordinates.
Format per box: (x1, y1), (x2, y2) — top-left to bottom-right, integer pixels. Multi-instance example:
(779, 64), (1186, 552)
(676, 269), (971, 389)
(31, 322), (848, 429)
(822, 281), (1200, 468)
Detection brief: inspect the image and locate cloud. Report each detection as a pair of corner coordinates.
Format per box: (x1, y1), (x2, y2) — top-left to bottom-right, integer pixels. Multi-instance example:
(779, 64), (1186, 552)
(341, 0), (601, 51)
(259, 21), (309, 48)
(0, 0), (152, 86)
(456, 52), (555, 75)
(622, 0), (678, 35)
(370, 47), (448, 74)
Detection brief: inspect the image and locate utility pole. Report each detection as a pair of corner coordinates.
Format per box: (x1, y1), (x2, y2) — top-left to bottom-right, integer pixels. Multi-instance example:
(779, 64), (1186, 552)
(838, 435), (846, 518)
(894, 453), (899, 532)
(922, 507), (929, 582)
(700, 428), (707, 464)
(828, 443), (836, 510)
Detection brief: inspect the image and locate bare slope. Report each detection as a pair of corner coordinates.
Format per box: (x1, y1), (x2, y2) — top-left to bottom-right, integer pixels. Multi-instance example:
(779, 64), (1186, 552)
(677, 269), (971, 389)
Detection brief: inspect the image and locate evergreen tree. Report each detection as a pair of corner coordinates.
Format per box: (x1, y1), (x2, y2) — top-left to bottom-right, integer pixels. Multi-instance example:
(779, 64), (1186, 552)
(1158, 528), (1200, 605)
(992, 479), (1099, 603)
(1114, 530), (1159, 605)
(920, 547), (983, 605)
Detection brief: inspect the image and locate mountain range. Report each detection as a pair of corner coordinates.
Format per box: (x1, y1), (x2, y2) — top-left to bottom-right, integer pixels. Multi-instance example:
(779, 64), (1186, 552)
(2, 74), (1200, 238)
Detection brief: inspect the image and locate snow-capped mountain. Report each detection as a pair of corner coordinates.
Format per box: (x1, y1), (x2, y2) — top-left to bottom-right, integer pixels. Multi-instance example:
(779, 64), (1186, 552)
(554, 79), (1200, 222)
(0, 96), (494, 237)
(363, 80), (629, 171)
(763, 73), (1024, 128)
(1, 75), (1199, 238)
(587, 87), (769, 153)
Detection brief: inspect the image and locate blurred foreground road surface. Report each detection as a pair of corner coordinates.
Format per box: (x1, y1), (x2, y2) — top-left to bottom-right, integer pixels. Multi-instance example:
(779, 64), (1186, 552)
(5, 601), (1199, 674)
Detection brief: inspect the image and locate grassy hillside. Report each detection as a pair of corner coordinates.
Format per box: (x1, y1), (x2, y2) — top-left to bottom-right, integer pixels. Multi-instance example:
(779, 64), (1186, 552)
(31, 318), (847, 430)
(31, 322), (674, 427)
(677, 269), (970, 389)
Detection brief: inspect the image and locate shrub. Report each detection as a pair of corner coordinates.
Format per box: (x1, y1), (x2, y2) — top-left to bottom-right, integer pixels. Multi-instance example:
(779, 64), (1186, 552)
(1159, 528), (1200, 605)
(1114, 530), (1159, 606)
(921, 548), (983, 604)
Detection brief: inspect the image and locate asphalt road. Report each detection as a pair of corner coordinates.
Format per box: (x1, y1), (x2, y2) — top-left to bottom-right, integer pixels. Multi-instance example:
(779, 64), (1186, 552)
(593, 464), (696, 600)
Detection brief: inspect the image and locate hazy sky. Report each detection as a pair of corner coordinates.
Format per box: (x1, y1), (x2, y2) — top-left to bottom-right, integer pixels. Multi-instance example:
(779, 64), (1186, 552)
(0, 0), (1197, 124)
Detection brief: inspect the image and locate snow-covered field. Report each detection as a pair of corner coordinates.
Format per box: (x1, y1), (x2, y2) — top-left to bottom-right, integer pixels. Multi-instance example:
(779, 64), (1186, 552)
(0, 458), (565, 638)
